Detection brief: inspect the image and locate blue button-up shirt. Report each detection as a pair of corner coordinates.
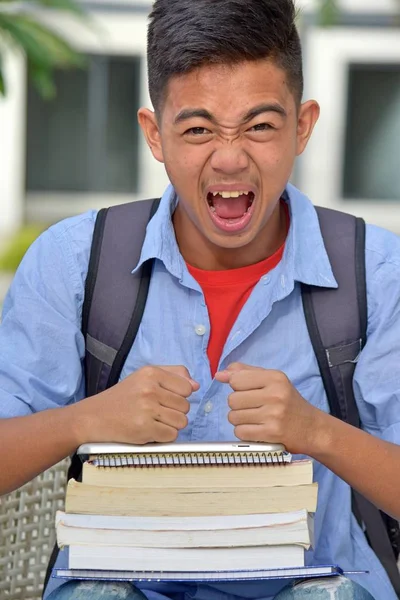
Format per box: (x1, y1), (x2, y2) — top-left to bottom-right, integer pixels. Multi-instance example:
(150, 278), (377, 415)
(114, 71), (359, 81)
(1, 184), (400, 600)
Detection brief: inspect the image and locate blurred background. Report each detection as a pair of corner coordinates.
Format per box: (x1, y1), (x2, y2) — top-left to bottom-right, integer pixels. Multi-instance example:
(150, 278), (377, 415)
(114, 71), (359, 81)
(0, 0), (400, 298)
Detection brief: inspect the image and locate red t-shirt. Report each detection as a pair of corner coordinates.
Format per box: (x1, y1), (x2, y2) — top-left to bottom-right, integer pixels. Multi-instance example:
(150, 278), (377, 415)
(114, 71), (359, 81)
(187, 208), (289, 377)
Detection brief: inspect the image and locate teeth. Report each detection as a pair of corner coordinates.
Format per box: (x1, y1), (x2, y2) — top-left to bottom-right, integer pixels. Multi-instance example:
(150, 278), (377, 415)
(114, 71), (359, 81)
(212, 191), (250, 198)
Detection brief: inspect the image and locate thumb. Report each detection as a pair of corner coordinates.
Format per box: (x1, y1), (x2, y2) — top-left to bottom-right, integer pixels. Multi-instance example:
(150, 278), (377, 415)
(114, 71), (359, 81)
(215, 363), (253, 384)
(159, 365), (200, 391)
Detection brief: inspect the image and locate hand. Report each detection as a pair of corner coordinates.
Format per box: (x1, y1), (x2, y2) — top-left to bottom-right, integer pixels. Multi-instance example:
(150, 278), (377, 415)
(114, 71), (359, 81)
(78, 366), (199, 445)
(215, 363), (326, 455)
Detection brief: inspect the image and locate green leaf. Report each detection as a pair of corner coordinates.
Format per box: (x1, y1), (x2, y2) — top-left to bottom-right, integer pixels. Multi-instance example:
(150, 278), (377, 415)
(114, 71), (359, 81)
(0, 54), (5, 95)
(28, 0), (87, 17)
(0, 13), (86, 99)
(0, 224), (47, 272)
(316, 0), (339, 27)
(0, 15), (85, 68)
(30, 64), (56, 99)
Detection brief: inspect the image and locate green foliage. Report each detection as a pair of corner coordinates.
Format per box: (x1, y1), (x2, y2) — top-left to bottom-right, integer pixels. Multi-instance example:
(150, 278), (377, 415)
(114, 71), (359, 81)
(0, 0), (86, 99)
(0, 224), (47, 272)
(0, 54), (4, 94)
(316, 0), (340, 26)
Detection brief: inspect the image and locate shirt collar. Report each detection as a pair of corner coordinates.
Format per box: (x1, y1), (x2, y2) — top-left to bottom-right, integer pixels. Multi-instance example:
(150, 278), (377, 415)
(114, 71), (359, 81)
(283, 183), (337, 289)
(133, 182), (338, 290)
(132, 184), (184, 279)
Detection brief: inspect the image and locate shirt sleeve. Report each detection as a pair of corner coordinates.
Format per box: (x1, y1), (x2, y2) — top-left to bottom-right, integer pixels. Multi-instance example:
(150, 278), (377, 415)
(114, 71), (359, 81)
(0, 212), (96, 418)
(353, 225), (400, 444)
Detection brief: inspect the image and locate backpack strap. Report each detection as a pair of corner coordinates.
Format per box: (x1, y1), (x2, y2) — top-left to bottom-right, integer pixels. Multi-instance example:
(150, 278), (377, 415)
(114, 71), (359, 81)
(42, 198), (160, 596)
(83, 198), (161, 395)
(301, 206), (400, 596)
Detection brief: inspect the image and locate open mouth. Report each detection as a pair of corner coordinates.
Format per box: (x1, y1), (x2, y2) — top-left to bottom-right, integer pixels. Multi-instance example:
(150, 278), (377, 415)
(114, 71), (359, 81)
(206, 191), (255, 233)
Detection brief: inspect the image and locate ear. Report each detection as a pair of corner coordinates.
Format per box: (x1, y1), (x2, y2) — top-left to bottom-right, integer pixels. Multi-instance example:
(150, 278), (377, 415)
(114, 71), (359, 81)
(296, 100), (320, 156)
(137, 108), (165, 163)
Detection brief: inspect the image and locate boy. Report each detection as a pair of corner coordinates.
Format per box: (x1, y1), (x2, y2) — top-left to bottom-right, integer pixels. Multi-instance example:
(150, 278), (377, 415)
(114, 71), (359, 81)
(1, 1), (399, 598)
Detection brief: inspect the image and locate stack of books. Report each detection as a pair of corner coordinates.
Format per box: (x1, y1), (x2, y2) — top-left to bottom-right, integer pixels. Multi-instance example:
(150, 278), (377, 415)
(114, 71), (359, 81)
(56, 442), (318, 578)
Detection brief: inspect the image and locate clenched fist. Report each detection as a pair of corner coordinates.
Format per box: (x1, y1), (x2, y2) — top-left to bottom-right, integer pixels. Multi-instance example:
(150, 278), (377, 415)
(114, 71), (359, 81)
(215, 363), (326, 455)
(77, 365), (199, 445)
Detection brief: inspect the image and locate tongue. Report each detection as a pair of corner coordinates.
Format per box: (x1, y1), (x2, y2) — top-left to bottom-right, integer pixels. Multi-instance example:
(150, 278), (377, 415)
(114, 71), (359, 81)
(212, 194), (250, 219)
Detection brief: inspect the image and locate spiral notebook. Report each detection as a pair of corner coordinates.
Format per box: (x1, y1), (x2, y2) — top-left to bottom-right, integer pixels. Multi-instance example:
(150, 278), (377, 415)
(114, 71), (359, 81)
(77, 442), (292, 467)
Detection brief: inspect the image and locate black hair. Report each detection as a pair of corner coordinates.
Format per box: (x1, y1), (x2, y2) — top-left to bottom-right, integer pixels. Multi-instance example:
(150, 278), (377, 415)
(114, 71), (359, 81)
(147, 0), (303, 113)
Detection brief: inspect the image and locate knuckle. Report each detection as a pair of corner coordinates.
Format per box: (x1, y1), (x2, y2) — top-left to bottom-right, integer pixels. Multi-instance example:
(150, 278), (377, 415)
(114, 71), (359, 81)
(227, 393), (236, 409)
(270, 400), (287, 419)
(234, 425), (249, 440)
(134, 414), (149, 431)
(273, 370), (289, 385)
(180, 384), (193, 398)
(228, 411), (237, 425)
(228, 373), (240, 389)
(178, 414), (189, 429)
(181, 400), (191, 415)
(140, 383), (158, 399)
(229, 362), (242, 370)
(140, 365), (159, 380)
(176, 365), (191, 378)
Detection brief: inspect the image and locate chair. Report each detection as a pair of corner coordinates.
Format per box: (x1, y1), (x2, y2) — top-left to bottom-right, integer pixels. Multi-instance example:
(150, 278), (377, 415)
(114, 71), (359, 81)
(0, 460), (69, 600)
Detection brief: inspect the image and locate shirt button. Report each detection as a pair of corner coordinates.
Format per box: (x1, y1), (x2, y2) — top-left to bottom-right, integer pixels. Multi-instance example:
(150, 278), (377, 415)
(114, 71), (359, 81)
(204, 401), (213, 414)
(262, 274), (271, 284)
(195, 324), (206, 336)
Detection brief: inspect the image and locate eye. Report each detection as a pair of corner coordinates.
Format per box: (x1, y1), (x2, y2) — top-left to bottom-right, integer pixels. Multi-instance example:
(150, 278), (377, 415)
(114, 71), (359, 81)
(249, 123), (273, 132)
(185, 127), (211, 136)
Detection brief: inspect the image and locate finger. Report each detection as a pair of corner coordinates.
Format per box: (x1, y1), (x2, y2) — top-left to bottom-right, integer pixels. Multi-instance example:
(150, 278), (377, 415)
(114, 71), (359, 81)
(155, 406), (188, 430)
(218, 370), (273, 392)
(226, 362), (250, 372)
(152, 421), (180, 443)
(228, 389), (266, 410)
(229, 407), (263, 426)
(159, 366), (200, 392)
(159, 390), (191, 414)
(234, 424), (279, 443)
(215, 362), (248, 383)
(214, 370), (231, 384)
(143, 367), (195, 397)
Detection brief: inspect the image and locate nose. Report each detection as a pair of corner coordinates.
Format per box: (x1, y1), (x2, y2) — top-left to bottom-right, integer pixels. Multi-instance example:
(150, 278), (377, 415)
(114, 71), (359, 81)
(210, 143), (250, 175)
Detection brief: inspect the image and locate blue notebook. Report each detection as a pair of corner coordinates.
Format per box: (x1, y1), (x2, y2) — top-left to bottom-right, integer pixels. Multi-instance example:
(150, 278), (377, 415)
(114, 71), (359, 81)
(53, 565), (365, 583)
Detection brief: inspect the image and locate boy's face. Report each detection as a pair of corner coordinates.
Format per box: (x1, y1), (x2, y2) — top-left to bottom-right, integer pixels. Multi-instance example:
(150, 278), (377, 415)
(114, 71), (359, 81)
(139, 59), (319, 261)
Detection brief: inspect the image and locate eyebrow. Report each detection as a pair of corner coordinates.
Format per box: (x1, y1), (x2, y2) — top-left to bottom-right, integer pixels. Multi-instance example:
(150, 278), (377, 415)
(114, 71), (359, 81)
(173, 103), (287, 126)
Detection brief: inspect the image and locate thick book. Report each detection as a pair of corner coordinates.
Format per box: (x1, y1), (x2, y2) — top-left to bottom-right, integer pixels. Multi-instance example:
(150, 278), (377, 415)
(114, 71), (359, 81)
(65, 480), (318, 517)
(68, 544), (305, 572)
(56, 509), (314, 549)
(82, 459), (313, 489)
(54, 565), (345, 583)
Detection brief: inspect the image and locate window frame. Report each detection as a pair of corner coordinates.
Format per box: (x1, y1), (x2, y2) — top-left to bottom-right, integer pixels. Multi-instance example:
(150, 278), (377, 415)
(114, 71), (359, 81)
(1, 10), (169, 228)
(299, 27), (400, 233)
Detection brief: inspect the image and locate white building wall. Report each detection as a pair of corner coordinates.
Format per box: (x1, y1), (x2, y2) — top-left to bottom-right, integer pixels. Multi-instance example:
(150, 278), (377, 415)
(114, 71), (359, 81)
(0, 51), (26, 235)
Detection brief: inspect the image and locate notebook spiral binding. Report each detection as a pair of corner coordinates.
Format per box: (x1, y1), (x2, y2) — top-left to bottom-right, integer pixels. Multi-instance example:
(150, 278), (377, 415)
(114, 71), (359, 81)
(90, 451), (291, 468)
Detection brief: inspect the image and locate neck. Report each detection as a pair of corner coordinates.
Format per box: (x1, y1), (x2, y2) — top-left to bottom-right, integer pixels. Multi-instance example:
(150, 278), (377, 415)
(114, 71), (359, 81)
(173, 200), (287, 271)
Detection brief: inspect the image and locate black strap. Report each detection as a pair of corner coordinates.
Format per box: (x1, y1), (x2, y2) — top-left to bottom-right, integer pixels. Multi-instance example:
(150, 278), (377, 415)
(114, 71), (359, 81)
(81, 208), (108, 342)
(355, 216), (368, 349)
(84, 198), (160, 396)
(302, 206), (400, 597)
(107, 249), (156, 387)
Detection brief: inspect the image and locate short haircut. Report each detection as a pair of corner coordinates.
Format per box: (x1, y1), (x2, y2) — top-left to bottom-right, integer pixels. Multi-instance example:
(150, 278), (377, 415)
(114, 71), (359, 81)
(147, 0), (303, 114)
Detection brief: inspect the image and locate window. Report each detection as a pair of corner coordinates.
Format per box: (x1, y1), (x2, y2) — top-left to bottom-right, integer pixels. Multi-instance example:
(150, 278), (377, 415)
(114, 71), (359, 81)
(343, 63), (400, 202)
(299, 27), (400, 233)
(26, 55), (141, 195)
